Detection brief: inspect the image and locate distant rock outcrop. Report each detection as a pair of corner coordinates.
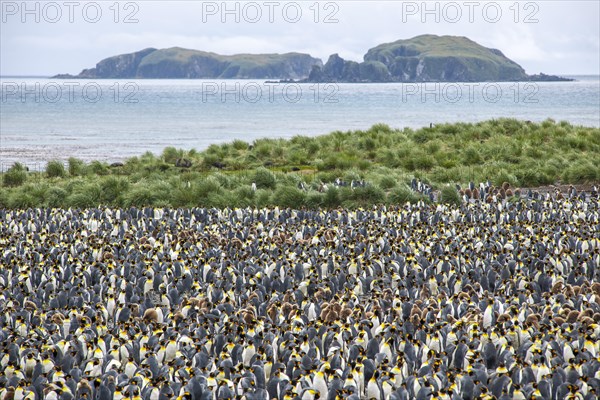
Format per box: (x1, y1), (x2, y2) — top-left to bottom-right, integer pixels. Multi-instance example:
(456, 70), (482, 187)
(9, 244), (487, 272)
(55, 47), (321, 80)
(307, 35), (572, 83)
(53, 35), (572, 82)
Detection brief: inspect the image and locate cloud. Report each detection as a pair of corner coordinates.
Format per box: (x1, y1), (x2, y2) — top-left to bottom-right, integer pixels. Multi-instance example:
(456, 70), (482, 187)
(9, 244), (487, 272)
(488, 27), (547, 62)
(1, 1), (598, 75)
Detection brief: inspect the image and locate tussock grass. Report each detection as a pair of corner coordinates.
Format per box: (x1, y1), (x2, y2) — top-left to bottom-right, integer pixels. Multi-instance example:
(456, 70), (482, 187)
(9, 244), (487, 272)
(272, 187), (306, 208)
(46, 160), (66, 178)
(2, 163), (28, 187)
(253, 168), (277, 189)
(440, 185), (462, 206)
(68, 157), (86, 176)
(2, 119), (598, 209)
(388, 184), (418, 204)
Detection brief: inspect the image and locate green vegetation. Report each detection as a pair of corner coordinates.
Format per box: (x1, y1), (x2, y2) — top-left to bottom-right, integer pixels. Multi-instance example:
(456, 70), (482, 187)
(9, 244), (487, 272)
(70, 47), (320, 79)
(440, 185), (462, 206)
(367, 34), (518, 61)
(1, 119), (598, 209)
(68, 157), (86, 176)
(3, 163), (28, 187)
(46, 160), (66, 178)
(376, 34), (526, 81)
(310, 34), (542, 83)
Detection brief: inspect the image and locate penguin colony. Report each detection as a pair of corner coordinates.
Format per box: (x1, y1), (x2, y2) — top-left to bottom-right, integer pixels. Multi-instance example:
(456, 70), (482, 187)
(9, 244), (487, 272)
(1, 192), (599, 400)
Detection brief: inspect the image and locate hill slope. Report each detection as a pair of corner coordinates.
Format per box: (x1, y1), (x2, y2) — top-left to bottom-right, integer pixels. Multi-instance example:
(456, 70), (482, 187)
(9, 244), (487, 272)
(307, 35), (568, 82)
(63, 47), (322, 79)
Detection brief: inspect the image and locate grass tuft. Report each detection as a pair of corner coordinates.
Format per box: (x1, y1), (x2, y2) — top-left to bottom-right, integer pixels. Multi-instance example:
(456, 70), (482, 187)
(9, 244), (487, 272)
(3, 163), (28, 187)
(253, 167), (277, 189)
(68, 157), (86, 176)
(272, 186), (306, 208)
(440, 185), (462, 206)
(46, 160), (66, 178)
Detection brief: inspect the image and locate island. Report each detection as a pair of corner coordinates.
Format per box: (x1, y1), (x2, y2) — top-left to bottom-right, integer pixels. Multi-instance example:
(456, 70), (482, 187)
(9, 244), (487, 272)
(53, 35), (572, 82)
(54, 48), (322, 80)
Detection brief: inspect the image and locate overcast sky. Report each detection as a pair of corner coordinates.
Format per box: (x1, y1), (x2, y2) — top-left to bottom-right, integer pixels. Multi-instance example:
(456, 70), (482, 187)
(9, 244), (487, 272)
(1, 0), (599, 76)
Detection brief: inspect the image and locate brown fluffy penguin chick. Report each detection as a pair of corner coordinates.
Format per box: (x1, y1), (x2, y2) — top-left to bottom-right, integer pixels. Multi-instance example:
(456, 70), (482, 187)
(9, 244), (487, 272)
(566, 310), (580, 324)
(143, 308), (159, 323)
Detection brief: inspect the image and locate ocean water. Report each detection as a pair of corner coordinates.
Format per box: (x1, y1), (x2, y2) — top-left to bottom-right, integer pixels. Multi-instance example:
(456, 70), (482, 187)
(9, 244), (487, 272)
(1, 76), (599, 169)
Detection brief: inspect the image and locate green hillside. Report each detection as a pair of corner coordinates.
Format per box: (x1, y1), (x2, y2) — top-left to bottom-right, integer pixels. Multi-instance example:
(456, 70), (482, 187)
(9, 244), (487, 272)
(364, 35), (526, 81)
(2, 119), (598, 209)
(72, 47), (321, 79)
